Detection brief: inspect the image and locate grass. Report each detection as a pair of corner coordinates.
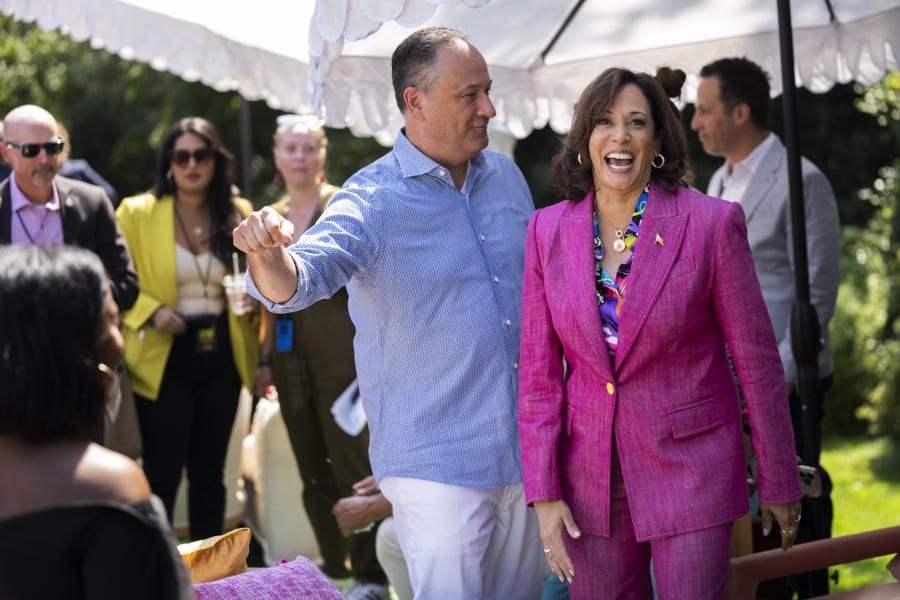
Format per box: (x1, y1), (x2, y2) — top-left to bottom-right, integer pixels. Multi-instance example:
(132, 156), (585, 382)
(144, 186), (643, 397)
(820, 435), (900, 592)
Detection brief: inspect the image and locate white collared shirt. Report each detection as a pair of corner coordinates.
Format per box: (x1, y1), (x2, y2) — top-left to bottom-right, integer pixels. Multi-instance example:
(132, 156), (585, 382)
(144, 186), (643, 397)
(719, 132), (777, 205)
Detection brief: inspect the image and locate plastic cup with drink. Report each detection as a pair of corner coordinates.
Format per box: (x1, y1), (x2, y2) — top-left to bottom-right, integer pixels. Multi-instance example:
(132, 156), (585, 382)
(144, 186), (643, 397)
(224, 252), (249, 316)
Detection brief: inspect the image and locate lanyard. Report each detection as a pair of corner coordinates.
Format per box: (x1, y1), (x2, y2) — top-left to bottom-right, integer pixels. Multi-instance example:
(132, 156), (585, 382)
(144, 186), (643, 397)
(15, 206), (51, 244)
(173, 203), (213, 300)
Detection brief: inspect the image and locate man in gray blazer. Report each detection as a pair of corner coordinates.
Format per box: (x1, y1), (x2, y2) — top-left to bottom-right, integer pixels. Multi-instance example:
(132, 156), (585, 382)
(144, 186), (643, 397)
(0, 104), (137, 311)
(692, 57), (840, 597)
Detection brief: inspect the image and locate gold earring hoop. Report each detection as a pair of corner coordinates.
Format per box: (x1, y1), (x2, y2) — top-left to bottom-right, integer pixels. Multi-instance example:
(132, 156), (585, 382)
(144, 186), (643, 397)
(577, 153), (583, 165)
(651, 154), (666, 169)
(98, 363), (115, 381)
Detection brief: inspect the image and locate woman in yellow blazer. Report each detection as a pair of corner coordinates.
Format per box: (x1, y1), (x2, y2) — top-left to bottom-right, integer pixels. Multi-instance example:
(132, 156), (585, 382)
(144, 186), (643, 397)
(116, 117), (258, 540)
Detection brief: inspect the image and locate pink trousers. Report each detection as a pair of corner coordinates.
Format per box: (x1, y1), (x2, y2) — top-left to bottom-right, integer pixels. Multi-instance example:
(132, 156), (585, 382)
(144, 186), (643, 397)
(565, 453), (732, 599)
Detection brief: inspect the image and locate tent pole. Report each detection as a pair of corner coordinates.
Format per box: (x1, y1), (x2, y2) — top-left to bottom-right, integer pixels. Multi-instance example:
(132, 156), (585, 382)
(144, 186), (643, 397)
(777, 0), (829, 595)
(540, 0), (587, 61)
(239, 96), (253, 198)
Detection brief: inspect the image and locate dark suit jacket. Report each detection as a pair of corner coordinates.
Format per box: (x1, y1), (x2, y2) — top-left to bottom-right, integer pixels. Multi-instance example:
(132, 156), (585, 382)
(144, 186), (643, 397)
(0, 175), (139, 311)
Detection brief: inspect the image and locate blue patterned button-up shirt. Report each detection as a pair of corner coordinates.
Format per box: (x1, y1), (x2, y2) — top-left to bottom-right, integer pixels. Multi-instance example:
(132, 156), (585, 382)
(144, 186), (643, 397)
(247, 130), (534, 488)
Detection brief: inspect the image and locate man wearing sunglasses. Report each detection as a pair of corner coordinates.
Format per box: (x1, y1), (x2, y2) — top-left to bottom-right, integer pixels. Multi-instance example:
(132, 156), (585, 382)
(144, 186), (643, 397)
(0, 104), (138, 312)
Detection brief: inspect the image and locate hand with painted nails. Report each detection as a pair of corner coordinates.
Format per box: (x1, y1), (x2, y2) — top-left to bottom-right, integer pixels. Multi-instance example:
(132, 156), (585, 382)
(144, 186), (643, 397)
(760, 500), (802, 551)
(534, 499), (581, 584)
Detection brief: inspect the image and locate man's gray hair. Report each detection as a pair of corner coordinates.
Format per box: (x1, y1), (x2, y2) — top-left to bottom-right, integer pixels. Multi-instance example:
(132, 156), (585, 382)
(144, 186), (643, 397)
(391, 27), (468, 113)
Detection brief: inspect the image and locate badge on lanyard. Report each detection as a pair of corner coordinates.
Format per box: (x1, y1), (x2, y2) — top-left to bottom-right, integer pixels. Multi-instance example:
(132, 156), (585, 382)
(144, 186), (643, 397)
(196, 322), (219, 354)
(276, 317), (293, 352)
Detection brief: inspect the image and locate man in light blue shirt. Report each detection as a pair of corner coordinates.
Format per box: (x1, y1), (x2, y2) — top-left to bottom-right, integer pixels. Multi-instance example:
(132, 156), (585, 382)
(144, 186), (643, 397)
(234, 27), (544, 599)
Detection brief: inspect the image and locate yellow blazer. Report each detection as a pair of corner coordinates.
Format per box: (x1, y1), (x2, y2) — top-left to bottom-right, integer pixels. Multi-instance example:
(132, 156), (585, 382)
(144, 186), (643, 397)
(115, 193), (259, 399)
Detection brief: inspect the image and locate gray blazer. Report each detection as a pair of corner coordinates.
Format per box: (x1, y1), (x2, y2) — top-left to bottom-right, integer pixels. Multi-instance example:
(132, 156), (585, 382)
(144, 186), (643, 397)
(708, 136), (840, 383)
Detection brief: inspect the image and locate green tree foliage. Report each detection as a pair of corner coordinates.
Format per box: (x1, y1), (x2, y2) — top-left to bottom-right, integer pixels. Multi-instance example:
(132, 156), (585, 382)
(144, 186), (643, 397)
(0, 14), (388, 203)
(831, 162), (900, 437)
(826, 71), (900, 438)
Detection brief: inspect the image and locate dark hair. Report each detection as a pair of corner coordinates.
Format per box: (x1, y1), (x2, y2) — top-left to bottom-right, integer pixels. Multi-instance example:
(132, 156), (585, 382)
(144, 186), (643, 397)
(151, 117), (242, 266)
(699, 57), (770, 129)
(391, 26), (468, 113)
(0, 245), (110, 441)
(552, 66), (690, 200)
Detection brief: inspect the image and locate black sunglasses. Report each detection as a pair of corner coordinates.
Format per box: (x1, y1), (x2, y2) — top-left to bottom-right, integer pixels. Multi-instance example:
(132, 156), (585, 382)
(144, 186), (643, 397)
(5, 138), (65, 159)
(170, 147), (214, 167)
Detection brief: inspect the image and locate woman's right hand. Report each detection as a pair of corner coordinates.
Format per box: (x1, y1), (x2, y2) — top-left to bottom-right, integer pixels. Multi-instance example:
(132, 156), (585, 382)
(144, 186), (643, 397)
(151, 306), (186, 335)
(534, 499), (581, 584)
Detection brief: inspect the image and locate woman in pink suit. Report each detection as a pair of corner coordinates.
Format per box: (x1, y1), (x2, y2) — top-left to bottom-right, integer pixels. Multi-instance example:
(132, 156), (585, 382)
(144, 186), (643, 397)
(518, 66), (803, 599)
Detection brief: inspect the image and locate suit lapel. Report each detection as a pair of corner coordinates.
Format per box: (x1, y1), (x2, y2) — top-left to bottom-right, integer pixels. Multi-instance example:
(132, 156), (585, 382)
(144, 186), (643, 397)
(0, 180), (11, 243)
(559, 195), (615, 377)
(740, 141), (783, 221)
(615, 185), (687, 370)
(57, 178), (81, 244)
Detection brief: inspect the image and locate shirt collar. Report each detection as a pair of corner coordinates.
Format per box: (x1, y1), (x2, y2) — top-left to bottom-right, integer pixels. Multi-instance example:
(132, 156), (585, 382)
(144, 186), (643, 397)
(732, 132), (776, 178)
(9, 174), (61, 213)
(393, 128), (485, 180)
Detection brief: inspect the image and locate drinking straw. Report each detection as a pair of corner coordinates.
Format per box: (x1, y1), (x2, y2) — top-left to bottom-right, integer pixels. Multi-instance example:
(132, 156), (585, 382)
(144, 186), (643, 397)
(232, 252), (240, 275)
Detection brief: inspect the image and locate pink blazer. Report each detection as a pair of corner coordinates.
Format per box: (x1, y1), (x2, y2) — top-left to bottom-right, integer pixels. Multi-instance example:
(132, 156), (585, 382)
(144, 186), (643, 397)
(518, 183), (802, 541)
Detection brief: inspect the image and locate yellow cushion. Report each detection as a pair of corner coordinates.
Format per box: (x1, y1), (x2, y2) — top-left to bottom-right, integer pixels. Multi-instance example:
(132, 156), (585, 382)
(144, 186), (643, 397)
(177, 527), (251, 584)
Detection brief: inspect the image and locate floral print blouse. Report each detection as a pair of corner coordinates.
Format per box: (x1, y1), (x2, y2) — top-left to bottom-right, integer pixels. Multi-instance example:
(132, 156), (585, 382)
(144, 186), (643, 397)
(593, 183), (649, 359)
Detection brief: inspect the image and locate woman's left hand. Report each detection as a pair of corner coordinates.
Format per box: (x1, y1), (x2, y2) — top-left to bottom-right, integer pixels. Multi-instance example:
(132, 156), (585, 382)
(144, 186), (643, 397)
(534, 499), (581, 583)
(760, 500), (802, 550)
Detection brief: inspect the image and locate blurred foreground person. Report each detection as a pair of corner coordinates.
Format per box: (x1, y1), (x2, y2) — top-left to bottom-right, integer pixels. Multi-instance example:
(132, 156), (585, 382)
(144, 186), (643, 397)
(0, 244), (192, 600)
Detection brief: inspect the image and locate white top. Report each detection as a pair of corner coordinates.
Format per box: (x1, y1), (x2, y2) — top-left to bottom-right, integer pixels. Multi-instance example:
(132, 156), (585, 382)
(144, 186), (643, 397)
(175, 244), (226, 316)
(719, 133), (777, 205)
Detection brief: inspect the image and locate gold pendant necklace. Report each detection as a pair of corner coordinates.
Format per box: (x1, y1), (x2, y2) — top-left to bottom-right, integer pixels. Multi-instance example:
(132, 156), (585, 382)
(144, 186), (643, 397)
(611, 230), (628, 253)
(596, 210), (631, 253)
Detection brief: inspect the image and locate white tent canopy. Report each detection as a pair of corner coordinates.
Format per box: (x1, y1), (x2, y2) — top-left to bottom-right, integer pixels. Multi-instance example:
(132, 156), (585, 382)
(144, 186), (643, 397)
(313, 0), (900, 140)
(0, 0), (317, 112)
(2, 0), (898, 143)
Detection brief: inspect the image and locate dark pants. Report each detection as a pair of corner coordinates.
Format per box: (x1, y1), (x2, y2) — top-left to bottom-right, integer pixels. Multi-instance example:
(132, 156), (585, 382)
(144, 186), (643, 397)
(787, 376), (834, 598)
(273, 290), (385, 584)
(136, 313), (241, 541)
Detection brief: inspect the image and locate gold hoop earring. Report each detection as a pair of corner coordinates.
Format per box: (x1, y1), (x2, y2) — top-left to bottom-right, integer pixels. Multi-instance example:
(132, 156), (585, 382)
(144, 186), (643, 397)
(577, 153), (583, 165)
(98, 363), (115, 381)
(98, 362), (122, 413)
(651, 154), (666, 169)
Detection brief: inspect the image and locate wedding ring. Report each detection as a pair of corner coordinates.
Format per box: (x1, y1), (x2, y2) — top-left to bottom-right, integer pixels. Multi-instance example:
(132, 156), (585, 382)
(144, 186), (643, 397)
(781, 527), (793, 536)
(543, 548), (551, 554)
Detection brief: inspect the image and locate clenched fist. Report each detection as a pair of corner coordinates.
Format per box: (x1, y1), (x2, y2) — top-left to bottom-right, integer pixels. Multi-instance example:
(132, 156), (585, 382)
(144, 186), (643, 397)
(232, 206), (295, 253)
